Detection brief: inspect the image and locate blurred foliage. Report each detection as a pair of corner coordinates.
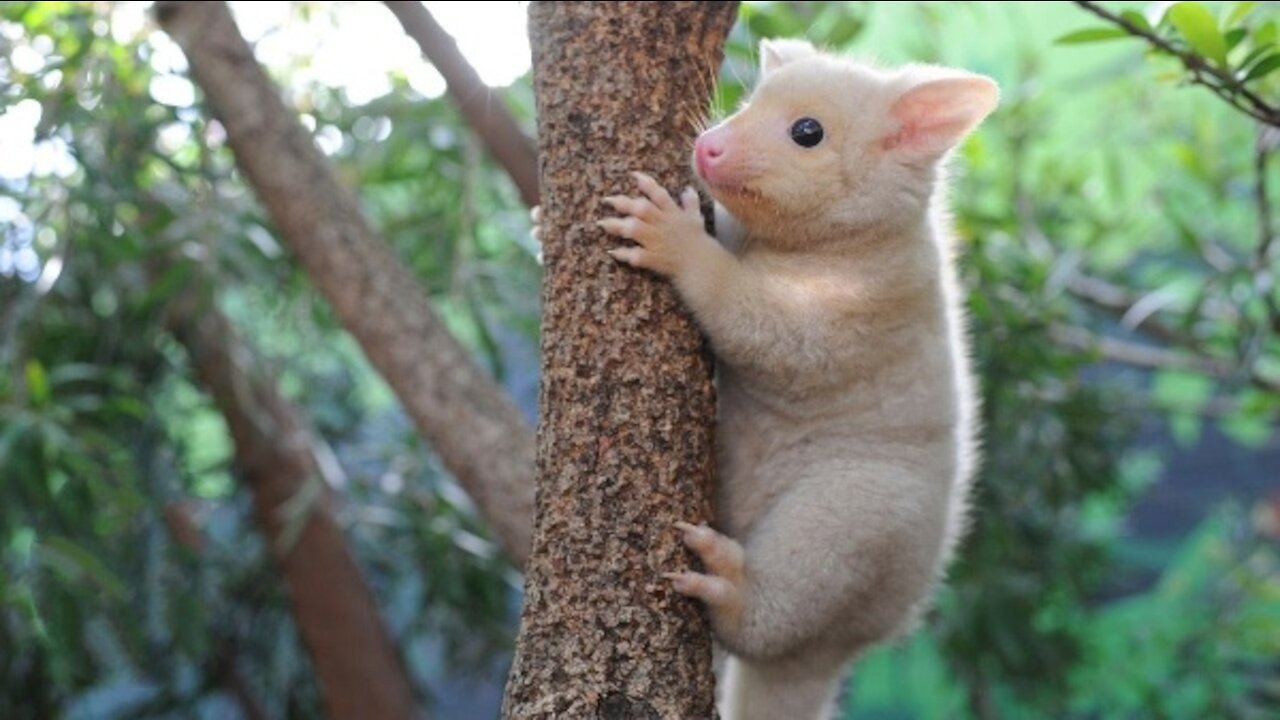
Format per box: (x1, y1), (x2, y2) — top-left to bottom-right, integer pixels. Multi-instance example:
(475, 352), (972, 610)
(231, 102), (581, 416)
(0, 1), (1276, 719)
(1060, 1), (1280, 126)
(851, 506), (1280, 719)
(1, 1), (531, 716)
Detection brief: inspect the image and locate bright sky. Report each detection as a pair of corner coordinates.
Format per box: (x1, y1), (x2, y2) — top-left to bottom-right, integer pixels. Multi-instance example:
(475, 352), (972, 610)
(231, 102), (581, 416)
(0, 1), (532, 180)
(227, 0), (533, 102)
(0, 1), (532, 281)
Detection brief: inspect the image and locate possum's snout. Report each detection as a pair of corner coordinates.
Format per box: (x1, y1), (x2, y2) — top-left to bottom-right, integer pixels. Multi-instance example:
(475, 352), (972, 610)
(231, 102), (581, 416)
(694, 124), (743, 192)
(694, 132), (725, 179)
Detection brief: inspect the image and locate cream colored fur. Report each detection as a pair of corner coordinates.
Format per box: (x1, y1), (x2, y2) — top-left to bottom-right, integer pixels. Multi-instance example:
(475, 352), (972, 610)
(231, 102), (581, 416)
(598, 39), (997, 720)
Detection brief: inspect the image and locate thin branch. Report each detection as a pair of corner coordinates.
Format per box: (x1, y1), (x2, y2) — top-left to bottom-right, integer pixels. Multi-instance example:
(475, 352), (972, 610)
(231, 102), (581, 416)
(383, 0), (540, 207)
(1255, 127), (1276, 270)
(1065, 273), (1190, 347)
(1064, 272), (1280, 392)
(1073, 1), (1280, 127)
(1051, 321), (1280, 393)
(1050, 323), (1234, 375)
(1254, 126), (1280, 334)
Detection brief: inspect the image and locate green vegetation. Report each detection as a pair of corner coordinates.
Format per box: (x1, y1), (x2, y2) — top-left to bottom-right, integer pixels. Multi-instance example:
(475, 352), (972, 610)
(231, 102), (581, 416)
(1, 2), (1276, 718)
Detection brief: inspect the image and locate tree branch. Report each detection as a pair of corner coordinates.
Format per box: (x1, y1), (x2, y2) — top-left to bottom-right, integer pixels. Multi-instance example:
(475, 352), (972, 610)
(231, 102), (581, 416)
(1064, 272), (1280, 392)
(1051, 320), (1280, 393)
(163, 272), (419, 720)
(1073, 0), (1280, 127)
(1254, 125), (1279, 334)
(1049, 323), (1236, 375)
(153, 0), (534, 566)
(384, 0), (540, 207)
(1065, 272), (1191, 347)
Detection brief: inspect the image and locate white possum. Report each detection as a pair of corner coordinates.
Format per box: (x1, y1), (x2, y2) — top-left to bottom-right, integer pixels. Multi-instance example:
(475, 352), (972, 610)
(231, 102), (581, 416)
(597, 39), (998, 720)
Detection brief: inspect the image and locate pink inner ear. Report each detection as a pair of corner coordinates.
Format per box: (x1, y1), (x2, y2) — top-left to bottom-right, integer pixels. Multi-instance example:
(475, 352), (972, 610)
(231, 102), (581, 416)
(883, 76), (997, 154)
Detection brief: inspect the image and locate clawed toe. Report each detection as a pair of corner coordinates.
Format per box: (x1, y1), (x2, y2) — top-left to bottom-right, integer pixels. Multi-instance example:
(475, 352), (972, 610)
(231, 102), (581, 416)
(674, 521), (744, 582)
(664, 570), (736, 606)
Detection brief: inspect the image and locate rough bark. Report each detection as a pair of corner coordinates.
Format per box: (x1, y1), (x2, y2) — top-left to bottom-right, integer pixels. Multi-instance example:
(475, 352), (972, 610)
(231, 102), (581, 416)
(164, 281), (418, 720)
(503, 3), (739, 719)
(384, 0), (540, 208)
(153, 0), (534, 566)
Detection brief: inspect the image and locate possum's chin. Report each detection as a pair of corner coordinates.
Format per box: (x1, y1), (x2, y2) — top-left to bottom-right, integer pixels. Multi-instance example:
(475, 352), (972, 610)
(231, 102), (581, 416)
(703, 180), (764, 208)
(694, 162), (754, 199)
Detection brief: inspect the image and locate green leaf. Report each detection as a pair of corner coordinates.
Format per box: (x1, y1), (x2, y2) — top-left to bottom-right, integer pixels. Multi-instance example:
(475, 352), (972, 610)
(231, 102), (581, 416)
(39, 536), (128, 601)
(1169, 413), (1203, 447)
(1149, 2), (1177, 27)
(1055, 27), (1132, 45)
(47, 363), (105, 386)
(25, 360), (49, 407)
(1242, 53), (1280, 82)
(1219, 413), (1273, 448)
(1257, 20), (1277, 46)
(1225, 28), (1247, 51)
(823, 15), (865, 48)
(1152, 369), (1215, 412)
(1238, 44), (1276, 74)
(1168, 2), (1229, 67)
(140, 260), (195, 310)
(1224, 1), (1257, 28)
(0, 417), (30, 462)
(1121, 10), (1152, 32)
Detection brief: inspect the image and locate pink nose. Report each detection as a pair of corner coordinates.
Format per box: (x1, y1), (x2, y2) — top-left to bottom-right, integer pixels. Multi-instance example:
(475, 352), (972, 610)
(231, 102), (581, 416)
(695, 134), (726, 177)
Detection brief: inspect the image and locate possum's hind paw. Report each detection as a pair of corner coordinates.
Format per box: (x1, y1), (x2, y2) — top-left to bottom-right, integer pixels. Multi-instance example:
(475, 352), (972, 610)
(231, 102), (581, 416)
(675, 521), (744, 581)
(665, 522), (745, 617)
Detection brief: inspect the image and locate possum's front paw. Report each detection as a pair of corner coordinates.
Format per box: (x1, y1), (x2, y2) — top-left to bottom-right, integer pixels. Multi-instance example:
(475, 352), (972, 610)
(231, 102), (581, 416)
(598, 171), (711, 278)
(666, 521), (746, 628)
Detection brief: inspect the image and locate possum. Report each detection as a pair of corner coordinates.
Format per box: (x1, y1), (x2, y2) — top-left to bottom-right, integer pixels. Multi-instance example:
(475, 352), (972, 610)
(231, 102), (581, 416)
(597, 38), (998, 720)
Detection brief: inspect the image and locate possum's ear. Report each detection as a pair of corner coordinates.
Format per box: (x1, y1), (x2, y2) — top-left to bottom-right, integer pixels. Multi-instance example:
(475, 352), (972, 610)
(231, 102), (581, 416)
(885, 74), (999, 157)
(759, 38), (817, 76)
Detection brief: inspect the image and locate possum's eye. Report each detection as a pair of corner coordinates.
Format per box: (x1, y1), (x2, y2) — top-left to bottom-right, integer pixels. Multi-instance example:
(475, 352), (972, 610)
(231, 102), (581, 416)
(790, 117), (824, 148)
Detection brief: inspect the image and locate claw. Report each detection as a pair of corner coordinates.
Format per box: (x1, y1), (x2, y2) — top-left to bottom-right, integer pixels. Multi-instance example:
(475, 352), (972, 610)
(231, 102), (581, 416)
(680, 187), (700, 212)
(597, 217), (637, 240)
(675, 521), (744, 582)
(664, 571), (736, 605)
(603, 195), (651, 219)
(607, 246), (646, 267)
(631, 171), (676, 209)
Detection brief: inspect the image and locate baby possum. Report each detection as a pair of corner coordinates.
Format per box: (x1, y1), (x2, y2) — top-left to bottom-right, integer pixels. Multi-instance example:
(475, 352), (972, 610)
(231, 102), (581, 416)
(598, 39), (997, 720)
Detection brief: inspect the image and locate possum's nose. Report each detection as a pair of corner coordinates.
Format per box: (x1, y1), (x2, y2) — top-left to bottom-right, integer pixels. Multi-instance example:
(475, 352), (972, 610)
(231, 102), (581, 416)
(694, 133), (726, 178)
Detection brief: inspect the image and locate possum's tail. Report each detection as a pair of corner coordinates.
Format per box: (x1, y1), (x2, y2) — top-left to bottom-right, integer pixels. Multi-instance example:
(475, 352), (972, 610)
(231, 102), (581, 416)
(720, 654), (846, 720)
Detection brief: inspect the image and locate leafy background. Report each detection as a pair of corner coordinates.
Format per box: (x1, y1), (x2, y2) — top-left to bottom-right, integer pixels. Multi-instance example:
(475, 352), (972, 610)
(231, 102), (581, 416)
(1, 1), (1277, 718)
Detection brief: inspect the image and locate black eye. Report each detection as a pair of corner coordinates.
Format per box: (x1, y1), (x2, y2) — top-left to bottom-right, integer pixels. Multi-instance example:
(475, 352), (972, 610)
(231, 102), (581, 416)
(790, 117), (824, 148)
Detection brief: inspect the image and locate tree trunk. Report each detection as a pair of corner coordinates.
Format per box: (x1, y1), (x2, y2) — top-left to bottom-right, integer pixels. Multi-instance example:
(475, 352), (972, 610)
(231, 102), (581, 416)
(503, 3), (738, 719)
(165, 282), (418, 720)
(153, 0), (535, 566)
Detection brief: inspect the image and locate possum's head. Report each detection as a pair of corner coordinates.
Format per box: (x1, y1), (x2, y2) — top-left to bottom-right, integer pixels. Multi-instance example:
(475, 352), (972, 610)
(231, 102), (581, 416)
(693, 39), (998, 245)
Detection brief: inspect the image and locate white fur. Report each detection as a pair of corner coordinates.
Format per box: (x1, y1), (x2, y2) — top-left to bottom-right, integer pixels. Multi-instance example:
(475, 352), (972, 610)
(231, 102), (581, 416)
(599, 39), (998, 720)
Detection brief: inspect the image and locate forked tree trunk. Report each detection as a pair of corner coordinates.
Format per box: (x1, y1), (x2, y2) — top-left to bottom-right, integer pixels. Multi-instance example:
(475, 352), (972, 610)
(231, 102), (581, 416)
(503, 3), (739, 718)
(154, 0), (535, 566)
